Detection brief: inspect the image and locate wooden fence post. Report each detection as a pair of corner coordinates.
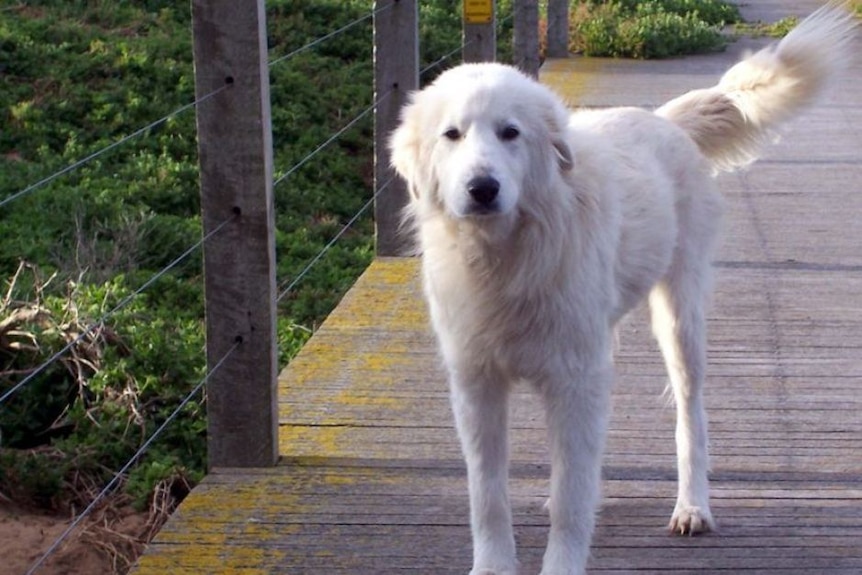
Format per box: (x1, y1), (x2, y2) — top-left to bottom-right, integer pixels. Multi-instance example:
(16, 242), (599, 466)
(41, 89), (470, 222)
(547, 0), (570, 58)
(513, 0), (539, 77)
(374, 0), (419, 257)
(464, 0), (496, 62)
(192, 0), (279, 468)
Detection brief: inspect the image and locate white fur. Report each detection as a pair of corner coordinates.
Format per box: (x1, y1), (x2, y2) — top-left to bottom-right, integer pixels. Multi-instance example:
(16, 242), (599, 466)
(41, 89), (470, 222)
(390, 5), (857, 574)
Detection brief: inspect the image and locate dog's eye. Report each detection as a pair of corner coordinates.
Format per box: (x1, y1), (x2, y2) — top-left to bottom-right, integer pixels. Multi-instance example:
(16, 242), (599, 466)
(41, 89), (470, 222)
(443, 127), (461, 141)
(500, 125), (520, 141)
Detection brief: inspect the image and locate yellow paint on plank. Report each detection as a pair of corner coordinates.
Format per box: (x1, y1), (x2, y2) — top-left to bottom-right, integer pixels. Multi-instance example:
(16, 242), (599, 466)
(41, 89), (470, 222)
(276, 258), (424, 450)
(176, 478), (307, 516)
(285, 344), (416, 382)
(322, 258), (428, 331)
(333, 387), (399, 408)
(277, 345), (408, 422)
(367, 257), (421, 285)
(279, 423), (351, 457)
(540, 57), (604, 107)
(134, 499), (289, 574)
(134, 546), (286, 575)
(323, 294), (428, 331)
(277, 260), (426, 389)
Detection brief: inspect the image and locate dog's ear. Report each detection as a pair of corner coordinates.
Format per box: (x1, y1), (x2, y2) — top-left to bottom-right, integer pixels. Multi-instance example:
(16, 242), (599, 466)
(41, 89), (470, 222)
(389, 97), (423, 200)
(541, 105), (574, 172)
(553, 137), (574, 172)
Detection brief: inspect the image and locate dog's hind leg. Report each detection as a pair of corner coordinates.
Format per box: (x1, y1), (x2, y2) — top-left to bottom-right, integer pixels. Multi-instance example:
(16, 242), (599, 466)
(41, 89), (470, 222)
(449, 371), (518, 575)
(649, 277), (715, 535)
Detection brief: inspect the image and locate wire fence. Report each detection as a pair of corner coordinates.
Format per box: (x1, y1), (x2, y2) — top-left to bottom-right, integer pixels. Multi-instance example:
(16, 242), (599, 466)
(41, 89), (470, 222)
(267, 2), (393, 69)
(0, 4), (390, 405)
(277, 175), (395, 302)
(273, 91), (390, 189)
(0, 83), (231, 212)
(0, 1), (509, 572)
(0, 214), (235, 407)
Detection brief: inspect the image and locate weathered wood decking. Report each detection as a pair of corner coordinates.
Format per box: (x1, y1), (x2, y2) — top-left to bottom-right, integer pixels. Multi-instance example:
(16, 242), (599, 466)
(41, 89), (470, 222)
(132, 4), (862, 573)
(134, 251), (862, 573)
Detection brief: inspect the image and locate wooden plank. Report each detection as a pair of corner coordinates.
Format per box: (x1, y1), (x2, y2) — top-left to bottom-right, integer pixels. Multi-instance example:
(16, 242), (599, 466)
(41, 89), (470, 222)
(192, 0), (278, 467)
(133, 461), (862, 573)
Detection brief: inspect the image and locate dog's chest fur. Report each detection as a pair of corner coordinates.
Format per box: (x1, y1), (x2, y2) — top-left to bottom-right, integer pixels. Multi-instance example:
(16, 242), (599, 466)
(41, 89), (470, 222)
(420, 210), (619, 379)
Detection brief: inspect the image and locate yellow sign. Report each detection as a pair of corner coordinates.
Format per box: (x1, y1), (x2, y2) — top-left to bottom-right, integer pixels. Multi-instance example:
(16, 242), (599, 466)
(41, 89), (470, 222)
(464, 0), (493, 24)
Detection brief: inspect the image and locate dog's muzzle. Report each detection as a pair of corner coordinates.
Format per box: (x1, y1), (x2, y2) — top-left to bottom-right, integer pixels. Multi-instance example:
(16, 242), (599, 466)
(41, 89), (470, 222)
(466, 175), (500, 214)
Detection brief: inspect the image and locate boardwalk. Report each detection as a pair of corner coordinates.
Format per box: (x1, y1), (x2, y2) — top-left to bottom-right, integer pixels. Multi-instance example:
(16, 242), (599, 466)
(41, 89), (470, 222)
(132, 3), (862, 573)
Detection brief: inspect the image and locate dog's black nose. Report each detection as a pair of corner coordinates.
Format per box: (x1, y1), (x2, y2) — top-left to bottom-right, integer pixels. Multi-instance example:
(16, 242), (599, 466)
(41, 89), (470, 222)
(467, 176), (500, 207)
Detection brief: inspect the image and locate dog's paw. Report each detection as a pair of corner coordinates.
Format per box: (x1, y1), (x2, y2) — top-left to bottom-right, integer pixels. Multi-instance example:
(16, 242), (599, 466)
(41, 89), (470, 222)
(471, 569), (517, 575)
(668, 504), (715, 536)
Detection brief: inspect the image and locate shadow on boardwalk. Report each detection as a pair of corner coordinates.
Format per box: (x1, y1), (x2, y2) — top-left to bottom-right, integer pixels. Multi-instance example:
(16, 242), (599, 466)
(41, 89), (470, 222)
(133, 2), (862, 573)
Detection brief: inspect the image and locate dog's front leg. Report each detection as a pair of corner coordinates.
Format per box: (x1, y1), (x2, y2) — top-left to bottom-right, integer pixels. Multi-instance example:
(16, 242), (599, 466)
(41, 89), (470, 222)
(450, 370), (517, 575)
(538, 363), (613, 575)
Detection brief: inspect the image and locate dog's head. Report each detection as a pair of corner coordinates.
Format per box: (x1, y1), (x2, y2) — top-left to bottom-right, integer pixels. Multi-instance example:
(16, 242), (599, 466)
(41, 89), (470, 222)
(390, 64), (573, 224)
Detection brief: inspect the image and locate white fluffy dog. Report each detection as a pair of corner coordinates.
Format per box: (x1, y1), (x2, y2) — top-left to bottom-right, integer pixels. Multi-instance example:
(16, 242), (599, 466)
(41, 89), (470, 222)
(390, 4), (857, 574)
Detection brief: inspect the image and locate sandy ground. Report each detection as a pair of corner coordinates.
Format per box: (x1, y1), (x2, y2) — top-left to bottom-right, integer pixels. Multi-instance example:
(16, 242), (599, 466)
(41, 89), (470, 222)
(0, 502), (149, 575)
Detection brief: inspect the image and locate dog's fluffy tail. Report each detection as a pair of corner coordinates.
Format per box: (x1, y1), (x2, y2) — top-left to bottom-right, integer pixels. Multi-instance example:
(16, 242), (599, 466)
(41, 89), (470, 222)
(657, 2), (858, 172)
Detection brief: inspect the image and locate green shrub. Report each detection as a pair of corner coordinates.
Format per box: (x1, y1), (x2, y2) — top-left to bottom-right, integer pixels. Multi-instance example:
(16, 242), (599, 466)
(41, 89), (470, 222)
(605, 0), (741, 25)
(733, 16), (798, 39)
(1, 270), (207, 508)
(571, 0), (740, 58)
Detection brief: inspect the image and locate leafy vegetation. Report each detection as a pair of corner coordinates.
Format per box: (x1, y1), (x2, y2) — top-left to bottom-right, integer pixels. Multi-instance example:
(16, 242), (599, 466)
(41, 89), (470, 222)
(733, 15), (798, 38)
(569, 0), (742, 58)
(1, 0), (751, 569)
(0, 265), (206, 509)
